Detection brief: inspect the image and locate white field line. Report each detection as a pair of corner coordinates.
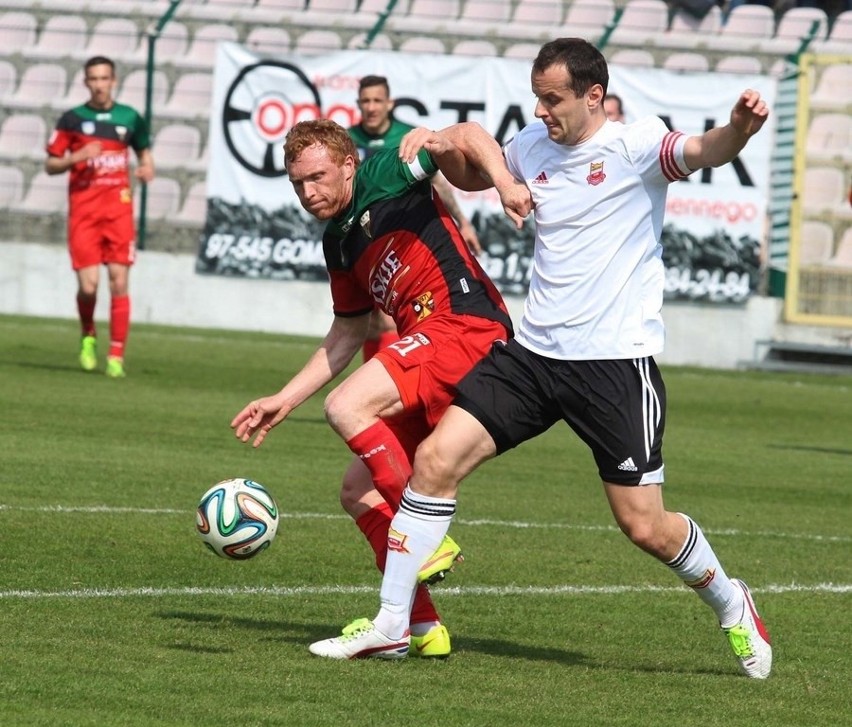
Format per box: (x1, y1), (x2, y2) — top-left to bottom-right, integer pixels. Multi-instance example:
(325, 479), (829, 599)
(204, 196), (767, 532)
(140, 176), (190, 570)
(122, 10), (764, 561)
(1, 504), (849, 544)
(1, 582), (850, 601)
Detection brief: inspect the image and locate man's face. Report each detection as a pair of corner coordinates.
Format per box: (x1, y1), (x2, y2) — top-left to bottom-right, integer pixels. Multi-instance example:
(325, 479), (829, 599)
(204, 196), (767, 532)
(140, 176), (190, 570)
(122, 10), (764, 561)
(84, 63), (116, 110)
(604, 98), (623, 122)
(287, 143), (355, 221)
(532, 65), (600, 146)
(356, 84), (394, 135)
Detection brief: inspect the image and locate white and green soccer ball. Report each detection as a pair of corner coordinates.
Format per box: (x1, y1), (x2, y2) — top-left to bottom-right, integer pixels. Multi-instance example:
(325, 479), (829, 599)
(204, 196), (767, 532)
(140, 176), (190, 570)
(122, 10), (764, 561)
(196, 478), (279, 559)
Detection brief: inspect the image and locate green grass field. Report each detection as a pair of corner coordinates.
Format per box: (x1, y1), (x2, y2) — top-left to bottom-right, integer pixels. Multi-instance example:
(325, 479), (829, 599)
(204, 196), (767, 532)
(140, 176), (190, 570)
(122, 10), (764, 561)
(1, 313), (850, 727)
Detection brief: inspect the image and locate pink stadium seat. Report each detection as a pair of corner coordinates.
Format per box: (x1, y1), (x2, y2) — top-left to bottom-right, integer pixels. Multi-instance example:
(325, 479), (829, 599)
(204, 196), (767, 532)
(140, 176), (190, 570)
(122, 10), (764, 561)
(0, 60), (17, 101)
(559, 0), (616, 43)
(502, 43), (542, 61)
(827, 227), (852, 268)
(448, 0), (511, 36)
(135, 176), (181, 220)
(662, 52), (710, 73)
(498, 0), (563, 41)
(610, 48), (656, 68)
(0, 164), (25, 208)
(810, 64), (852, 112)
(348, 32), (394, 50)
(184, 0), (257, 22)
(391, 0), (462, 33)
(118, 69), (170, 113)
(0, 11), (38, 55)
(713, 4), (775, 52)
(23, 14), (88, 60)
(760, 6), (829, 54)
(152, 123), (204, 171)
(245, 26), (293, 56)
(74, 17), (140, 62)
(806, 113), (852, 163)
(162, 72), (214, 118)
(798, 221), (834, 266)
(658, 3), (722, 49)
(802, 167), (846, 215)
(609, 0), (670, 45)
(452, 39), (499, 57)
(0, 114), (48, 160)
(398, 36), (447, 54)
(175, 180), (208, 226)
(715, 56), (764, 75)
(293, 29), (344, 56)
(179, 23), (240, 69)
(129, 21), (189, 65)
(6, 63), (68, 110)
(11, 171), (68, 214)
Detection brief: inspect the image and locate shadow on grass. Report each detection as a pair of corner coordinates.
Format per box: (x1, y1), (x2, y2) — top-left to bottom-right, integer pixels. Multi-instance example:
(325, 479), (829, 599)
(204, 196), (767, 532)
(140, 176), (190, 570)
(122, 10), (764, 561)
(768, 444), (852, 456)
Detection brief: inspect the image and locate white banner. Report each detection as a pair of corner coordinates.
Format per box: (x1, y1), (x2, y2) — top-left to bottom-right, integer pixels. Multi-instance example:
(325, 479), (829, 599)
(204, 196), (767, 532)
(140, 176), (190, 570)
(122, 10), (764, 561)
(197, 43), (776, 302)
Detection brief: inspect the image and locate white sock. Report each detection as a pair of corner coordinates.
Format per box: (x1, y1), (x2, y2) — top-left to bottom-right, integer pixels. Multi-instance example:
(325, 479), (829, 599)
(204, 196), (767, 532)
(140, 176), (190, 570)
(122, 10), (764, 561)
(666, 513), (743, 627)
(373, 485), (455, 639)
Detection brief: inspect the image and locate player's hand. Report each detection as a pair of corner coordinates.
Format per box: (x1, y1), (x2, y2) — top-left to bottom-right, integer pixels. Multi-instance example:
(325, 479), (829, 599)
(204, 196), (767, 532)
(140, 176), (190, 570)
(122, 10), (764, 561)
(135, 165), (155, 183)
(398, 127), (453, 162)
(496, 179), (534, 229)
(458, 219), (482, 255)
(730, 89), (769, 138)
(231, 394), (290, 448)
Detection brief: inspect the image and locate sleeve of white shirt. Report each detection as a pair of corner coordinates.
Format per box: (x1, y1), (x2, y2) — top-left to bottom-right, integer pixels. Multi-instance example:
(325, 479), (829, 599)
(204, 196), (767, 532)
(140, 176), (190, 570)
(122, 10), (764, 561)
(501, 131), (526, 183)
(625, 116), (692, 185)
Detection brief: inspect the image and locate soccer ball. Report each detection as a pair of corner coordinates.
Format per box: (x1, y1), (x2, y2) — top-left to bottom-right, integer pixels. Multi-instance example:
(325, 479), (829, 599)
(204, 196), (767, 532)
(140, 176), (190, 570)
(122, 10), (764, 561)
(195, 478), (279, 559)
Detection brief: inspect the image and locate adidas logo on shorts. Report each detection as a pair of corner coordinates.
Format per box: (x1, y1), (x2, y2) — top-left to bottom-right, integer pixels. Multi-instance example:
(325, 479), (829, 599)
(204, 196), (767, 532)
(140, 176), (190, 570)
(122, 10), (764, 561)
(618, 457), (638, 472)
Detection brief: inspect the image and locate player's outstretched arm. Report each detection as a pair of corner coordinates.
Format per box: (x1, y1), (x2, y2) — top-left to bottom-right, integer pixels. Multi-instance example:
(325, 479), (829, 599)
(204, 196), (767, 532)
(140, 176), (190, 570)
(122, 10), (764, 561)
(683, 89), (769, 171)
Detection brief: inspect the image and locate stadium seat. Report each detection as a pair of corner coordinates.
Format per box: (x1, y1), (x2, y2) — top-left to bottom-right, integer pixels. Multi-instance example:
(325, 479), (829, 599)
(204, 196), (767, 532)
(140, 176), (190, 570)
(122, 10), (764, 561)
(608, 0), (670, 46)
(0, 11), (38, 55)
(814, 9), (852, 52)
(5, 62), (68, 110)
(293, 30), (344, 55)
(798, 221), (834, 266)
(11, 171), (68, 214)
(809, 63), (851, 112)
(0, 114), (48, 160)
(398, 36), (447, 54)
(128, 21), (190, 65)
(662, 52), (710, 73)
(446, 0), (511, 36)
(802, 166), (846, 215)
(245, 26), (293, 56)
(452, 39), (499, 57)
(22, 14), (88, 60)
(497, 0), (563, 41)
(174, 180), (208, 226)
(249, 0), (308, 23)
(658, 3), (722, 49)
(610, 49), (656, 68)
(0, 60), (17, 101)
(826, 227), (852, 268)
(502, 42), (541, 61)
(712, 4), (775, 52)
(118, 69), (170, 113)
(74, 17), (140, 62)
(183, 0), (257, 22)
(806, 113), (852, 163)
(391, 0), (463, 34)
(135, 176), (181, 220)
(0, 164), (25, 208)
(162, 72), (214, 118)
(152, 123), (204, 171)
(759, 6), (829, 55)
(558, 0), (616, 43)
(715, 55), (764, 75)
(179, 23), (240, 69)
(348, 32), (394, 50)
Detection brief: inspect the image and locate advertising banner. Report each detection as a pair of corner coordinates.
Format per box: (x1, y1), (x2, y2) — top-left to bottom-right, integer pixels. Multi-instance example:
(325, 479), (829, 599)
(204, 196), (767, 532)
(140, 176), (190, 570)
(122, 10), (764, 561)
(197, 43), (776, 303)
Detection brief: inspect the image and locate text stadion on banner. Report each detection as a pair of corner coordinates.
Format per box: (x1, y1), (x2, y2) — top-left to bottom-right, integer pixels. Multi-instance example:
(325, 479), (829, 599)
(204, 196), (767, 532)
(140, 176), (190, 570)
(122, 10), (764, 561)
(197, 43), (777, 304)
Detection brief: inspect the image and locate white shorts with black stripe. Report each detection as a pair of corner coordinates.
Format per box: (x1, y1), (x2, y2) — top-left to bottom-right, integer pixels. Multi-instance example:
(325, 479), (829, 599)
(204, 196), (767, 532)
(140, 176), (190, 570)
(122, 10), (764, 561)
(453, 339), (666, 486)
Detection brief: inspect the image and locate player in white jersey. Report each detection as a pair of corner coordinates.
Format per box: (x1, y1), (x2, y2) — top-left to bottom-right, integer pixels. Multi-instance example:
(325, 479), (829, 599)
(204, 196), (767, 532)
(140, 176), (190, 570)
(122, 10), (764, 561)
(309, 38), (773, 680)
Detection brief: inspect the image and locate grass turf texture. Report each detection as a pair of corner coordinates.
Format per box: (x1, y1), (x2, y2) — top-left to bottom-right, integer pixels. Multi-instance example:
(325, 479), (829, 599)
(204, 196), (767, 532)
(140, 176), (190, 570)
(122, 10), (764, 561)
(0, 313), (850, 727)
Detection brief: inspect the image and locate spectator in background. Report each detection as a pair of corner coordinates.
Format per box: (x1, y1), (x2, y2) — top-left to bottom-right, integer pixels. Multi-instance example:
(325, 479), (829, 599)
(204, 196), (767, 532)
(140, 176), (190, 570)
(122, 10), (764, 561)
(348, 75), (481, 361)
(45, 56), (154, 378)
(604, 93), (625, 122)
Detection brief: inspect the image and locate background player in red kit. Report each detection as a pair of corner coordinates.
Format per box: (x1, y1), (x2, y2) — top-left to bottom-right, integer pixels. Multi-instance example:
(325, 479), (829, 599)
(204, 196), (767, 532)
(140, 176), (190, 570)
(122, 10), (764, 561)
(46, 55), (155, 378)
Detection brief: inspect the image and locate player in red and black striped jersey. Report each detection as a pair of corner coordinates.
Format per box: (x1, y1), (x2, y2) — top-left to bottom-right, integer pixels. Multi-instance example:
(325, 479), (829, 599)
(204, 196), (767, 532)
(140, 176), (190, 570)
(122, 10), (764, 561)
(46, 56), (155, 378)
(231, 119), (528, 657)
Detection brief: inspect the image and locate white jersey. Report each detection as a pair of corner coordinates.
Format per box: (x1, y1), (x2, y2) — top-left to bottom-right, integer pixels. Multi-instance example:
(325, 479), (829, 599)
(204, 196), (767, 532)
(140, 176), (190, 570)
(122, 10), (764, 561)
(503, 116), (692, 360)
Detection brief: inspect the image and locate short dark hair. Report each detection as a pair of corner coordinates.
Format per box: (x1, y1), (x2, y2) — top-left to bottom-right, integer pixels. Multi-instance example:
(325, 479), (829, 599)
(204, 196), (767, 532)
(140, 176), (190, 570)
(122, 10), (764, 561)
(533, 38), (608, 98)
(605, 93), (624, 115)
(84, 56), (115, 75)
(358, 74), (390, 95)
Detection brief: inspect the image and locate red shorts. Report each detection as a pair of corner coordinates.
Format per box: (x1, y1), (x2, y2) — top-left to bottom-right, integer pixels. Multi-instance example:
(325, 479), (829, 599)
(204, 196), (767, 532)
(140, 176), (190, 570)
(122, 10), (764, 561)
(68, 187), (136, 270)
(374, 314), (510, 432)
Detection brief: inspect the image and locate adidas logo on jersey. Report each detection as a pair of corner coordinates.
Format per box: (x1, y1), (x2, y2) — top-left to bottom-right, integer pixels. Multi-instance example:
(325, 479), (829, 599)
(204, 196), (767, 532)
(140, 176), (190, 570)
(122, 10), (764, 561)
(531, 171), (549, 184)
(617, 457), (638, 472)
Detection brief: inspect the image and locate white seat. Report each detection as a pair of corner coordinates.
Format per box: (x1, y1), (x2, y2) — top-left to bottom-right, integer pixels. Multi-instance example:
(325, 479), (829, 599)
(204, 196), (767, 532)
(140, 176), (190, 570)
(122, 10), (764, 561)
(447, 0), (511, 36)
(398, 36), (447, 54)
(6, 62), (68, 110)
(0, 114), (47, 160)
(806, 113), (852, 163)
(0, 11), (38, 54)
(179, 23), (240, 69)
(135, 176), (181, 220)
(826, 227), (852, 268)
(760, 6), (830, 55)
(183, 0), (257, 21)
(802, 166), (846, 214)
(348, 32), (394, 50)
(798, 221), (834, 266)
(809, 64), (851, 112)
(129, 21), (189, 65)
(293, 30), (343, 55)
(0, 164), (25, 208)
(152, 123), (204, 171)
(392, 0), (462, 34)
(118, 69), (170, 113)
(245, 26), (293, 56)
(294, 0), (359, 27)
(12, 171), (68, 214)
(559, 0), (616, 43)
(714, 55), (763, 75)
(662, 52), (710, 73)
(609, 0), (670, 46)
(452, 39), (499, 57)
(247, 0), (308, 22)
(0, 60), (17, 101)
(162, 72), (214, 118)
(498, 0), (563, 40)
(74, 17), (140, 62)
(502, 42), (541, 61)
(174, 180), (208, 226)
(814, 10), (852, 52)
(23, 14), (88, 60)
(712, 4), (775, 52)
(610, 49), (656, 68)
(657, 4), (722, 49)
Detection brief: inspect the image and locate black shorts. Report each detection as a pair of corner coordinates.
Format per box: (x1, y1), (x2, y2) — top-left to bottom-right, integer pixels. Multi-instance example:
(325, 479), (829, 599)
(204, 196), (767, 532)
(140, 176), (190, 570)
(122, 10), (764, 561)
(454, 339), (666, 486)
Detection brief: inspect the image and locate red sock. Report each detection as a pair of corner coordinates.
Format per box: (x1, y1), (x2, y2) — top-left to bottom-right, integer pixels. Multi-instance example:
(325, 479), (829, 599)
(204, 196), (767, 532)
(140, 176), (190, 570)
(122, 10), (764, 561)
(109, 295), (130, 359)
(77, 293), (96, 337)
(355, 503), (439, 625)
(345, 420), (411, 509)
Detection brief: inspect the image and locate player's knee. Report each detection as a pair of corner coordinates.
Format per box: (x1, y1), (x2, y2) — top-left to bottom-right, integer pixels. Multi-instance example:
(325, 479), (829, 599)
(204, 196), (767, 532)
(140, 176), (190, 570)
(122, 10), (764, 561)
(323, 388), (349, 435)
(618, 517), (666, 555)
